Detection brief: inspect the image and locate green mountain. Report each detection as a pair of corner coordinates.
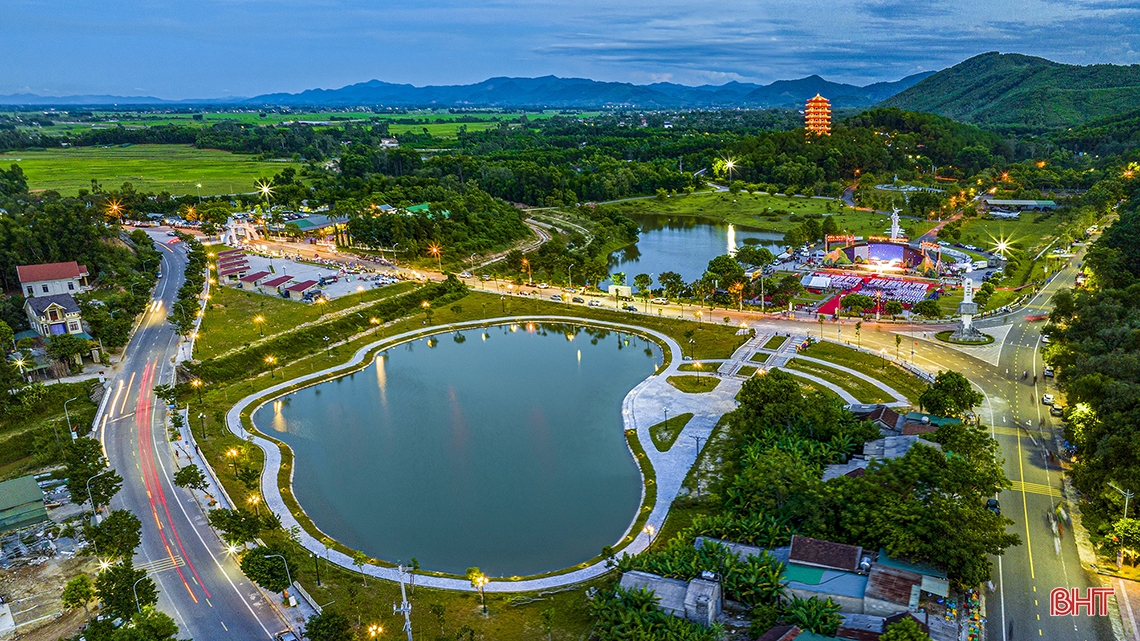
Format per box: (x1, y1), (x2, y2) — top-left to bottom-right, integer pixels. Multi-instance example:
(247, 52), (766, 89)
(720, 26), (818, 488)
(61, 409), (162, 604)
(878, 52), (1140, 128)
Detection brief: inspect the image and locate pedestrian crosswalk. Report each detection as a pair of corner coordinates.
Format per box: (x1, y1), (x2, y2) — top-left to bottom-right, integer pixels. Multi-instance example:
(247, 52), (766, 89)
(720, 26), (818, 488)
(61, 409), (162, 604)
(1009, 479), (1062, 498)
(137, 555), (185, 574)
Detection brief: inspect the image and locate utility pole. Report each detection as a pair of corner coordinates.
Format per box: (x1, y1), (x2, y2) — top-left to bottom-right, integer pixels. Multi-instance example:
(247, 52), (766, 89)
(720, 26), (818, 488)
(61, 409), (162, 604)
(393, 565), (413, 641)
(691, 435), (706, 500)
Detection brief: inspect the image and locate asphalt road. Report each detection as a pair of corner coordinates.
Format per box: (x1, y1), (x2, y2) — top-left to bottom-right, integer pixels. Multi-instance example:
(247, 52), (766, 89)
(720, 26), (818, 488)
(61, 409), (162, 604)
(97, 232), (282, 640)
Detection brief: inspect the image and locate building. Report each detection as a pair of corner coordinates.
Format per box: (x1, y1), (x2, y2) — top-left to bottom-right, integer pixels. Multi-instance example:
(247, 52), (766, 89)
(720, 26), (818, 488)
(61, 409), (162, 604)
(17, 261), (90, 298)
(24, 294), (85, 338)
(285, 280), (320, 301)
(983, 199), (1057, 211)
(805, 94), (832, 136)
(618, 570), (722, 627)
(0, 475), (48, 534)
(379, 138), (399, 149)
(238, 271), (272, 290)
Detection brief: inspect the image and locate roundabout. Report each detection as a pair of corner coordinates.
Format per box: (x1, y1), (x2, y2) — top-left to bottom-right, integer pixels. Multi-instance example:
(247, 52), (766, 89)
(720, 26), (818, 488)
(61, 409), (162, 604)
(933, 329), (995, 345)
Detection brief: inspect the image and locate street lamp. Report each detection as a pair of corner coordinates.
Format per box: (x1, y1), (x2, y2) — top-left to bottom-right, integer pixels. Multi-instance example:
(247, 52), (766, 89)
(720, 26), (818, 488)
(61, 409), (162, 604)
(367, 623), (383, 638)
(86, 468), (113, 515)
(568, 263), (575, 291)
(226, 448), (240, 477)
(474, 574), (489, 614)
(191, 378), (203, 403)
(315, 297), (327, 318)
(132, 575), (148, 613)
(521, 258), (532, 285)
(1109, 482), (1134, 519)
(253, 314), (265, 336)
(428, 244), (442, 272)
(64, 396), (79, 440)
(356, 285), (366, 304)
(247, 494), (261, 515)
(196, 183), (202, 203)
(265, 355), (277, 378)
(264, 554), (294, 596)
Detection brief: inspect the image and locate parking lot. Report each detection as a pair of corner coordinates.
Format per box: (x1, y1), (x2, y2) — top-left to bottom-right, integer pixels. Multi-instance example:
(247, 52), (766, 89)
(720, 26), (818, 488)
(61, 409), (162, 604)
(226, 251), (403, 301)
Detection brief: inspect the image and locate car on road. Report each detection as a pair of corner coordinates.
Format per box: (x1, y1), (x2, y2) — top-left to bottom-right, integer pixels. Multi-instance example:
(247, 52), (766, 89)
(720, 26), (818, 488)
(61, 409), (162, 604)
(1041, 334), (1051, 344)
(550, 294), (562, 301)
(1043, 367), (1055, 378)
(459, 271), (473, 278)
(166, 230), (178, 236)
(623, 305), (638, 312)
(1050, 405), (1065, 417)
(650, 297), (669, 304)
(572, 297), (585, 303)
(536, 282), (549, 289)
(275, 631), (299, 641)
(1042, 393), (1055, 405)
(1025, 314), (1048, 322)
(588, 300), (602, 307)
(986, 498), (1001, 515)
(480, 274), (491, 280)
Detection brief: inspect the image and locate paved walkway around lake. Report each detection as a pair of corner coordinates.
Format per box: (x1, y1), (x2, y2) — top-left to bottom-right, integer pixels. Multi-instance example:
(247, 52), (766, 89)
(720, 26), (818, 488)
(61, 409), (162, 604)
(225, 315), (746, 593)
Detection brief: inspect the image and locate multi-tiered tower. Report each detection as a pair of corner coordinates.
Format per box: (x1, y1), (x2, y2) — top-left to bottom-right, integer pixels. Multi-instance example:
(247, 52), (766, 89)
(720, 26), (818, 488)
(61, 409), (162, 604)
(805, 94), (831, 136)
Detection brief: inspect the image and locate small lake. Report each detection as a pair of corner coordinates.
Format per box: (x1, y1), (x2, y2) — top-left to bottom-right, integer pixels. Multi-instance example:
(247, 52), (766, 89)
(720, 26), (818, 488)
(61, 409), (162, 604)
(606, 214), (784, 286)
(254, 323), (660, 577)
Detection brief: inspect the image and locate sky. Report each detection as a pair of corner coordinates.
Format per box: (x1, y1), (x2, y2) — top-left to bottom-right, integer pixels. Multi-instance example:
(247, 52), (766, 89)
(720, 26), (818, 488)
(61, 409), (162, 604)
(1, 0), (1138, 99)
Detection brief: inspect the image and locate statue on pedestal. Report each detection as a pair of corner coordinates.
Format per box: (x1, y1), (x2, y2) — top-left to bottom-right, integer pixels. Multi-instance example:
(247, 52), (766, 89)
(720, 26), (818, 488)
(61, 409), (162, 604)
(950, 277), (984, 341)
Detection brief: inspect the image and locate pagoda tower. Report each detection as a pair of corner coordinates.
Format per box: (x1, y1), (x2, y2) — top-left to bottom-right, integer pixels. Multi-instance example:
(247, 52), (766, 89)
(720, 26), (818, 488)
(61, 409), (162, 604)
(805, 94), (831, 136)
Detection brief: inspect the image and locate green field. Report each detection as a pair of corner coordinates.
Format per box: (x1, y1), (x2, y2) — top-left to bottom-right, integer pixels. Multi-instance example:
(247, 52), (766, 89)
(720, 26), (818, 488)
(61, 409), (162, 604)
(0, 144), (300, 196)
(800, 340), (927, 404)
(649, 412), (694, 452)
(786, 358), (894, 404)
(607, 191), (939, 238)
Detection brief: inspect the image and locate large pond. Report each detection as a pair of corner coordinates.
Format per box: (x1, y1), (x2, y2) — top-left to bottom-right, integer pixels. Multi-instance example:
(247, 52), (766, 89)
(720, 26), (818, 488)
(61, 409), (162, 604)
(255, 323), (660, 577)
(606, 213), (784, 285)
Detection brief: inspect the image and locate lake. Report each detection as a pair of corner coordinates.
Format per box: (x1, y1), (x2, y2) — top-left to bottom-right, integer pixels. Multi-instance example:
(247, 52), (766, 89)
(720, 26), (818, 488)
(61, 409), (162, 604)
(606, 213), (784, 285)
(253, 323), (660, 576)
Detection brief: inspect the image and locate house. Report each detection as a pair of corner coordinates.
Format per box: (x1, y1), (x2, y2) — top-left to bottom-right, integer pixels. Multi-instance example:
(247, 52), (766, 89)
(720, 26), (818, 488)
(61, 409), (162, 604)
(218, 264), (250, 283)
(861, 436), (941, 460)
(847, 404), (903, 435)
(618, 570), (722, 627)
(17, 261), (90, 298)
(239, 271), (272, 290)
(790, 535), (865, 572)
(285, 280), (319, 301)
(901, 412), (959, 436)
(24, 294), (85, 338)
(0, 475), (48, 534)
(755, 625), (803, 641)
(261, 275), (294, 292)
(379, 138), (399, 148)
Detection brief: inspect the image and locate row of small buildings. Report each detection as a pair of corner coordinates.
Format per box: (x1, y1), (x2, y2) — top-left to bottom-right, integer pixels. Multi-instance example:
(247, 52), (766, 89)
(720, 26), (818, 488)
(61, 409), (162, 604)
(213, 249), (321, 300)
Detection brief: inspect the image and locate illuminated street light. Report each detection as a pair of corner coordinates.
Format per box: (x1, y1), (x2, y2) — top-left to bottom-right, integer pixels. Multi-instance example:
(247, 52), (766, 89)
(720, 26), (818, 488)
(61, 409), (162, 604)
(226, 448), (240, 476)
(247, 494), (261, 515)
(367, 624), (383, 638)
(428, 243), (443, 271)
(253, 314), (265, 336)
(265, 355), (277, 378)
(190, 378), (203, 403)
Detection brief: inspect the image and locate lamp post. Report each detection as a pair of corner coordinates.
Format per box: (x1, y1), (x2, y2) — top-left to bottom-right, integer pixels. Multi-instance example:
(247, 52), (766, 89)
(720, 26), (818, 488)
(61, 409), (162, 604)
(86, 468), (113, 515)
(226, 448), (240, 477)
(475, 574), (488, 614)
(428, 244), (442, 272)
(133, 575), (148, 613)
(64, 396), (79, 440)
(265, 355), (277, 378)
(521, 258), (532, 285)
(253, 315), (265, 336)
(1109, 482), (1134, 519)
(264, 553), (293, 597)
(196, 183), (202, 203)
(356, 285), (366, 304)
(691, 435), (706, 499)
(191, 378), (203, 403)
(198, 412), (206, 439)
(247, 494), (261, 515)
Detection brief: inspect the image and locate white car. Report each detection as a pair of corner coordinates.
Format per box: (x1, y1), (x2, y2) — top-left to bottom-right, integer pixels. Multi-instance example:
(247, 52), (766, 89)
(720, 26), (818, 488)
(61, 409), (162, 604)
(459, 271), (473, 278)
(1042, 393), (1055, 405)
(550, 294), (563, 302)
(1041, 335), (1051, 344)
(536, 283), (549, 289)
(650, 297), (669, 304)
(588, 300), (603, 308)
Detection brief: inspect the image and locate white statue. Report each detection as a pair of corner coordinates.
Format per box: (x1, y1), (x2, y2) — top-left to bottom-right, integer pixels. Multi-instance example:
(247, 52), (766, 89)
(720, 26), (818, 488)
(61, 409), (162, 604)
(889, 208), (902, 241)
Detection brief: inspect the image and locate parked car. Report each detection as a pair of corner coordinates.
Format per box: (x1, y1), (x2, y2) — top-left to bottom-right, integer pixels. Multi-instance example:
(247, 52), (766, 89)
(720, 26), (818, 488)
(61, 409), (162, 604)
(572, 297), (585, 303)
(536, 282), (549, 289)
(986, 498), (1001, 515)
(480, 274), (491, 281)
(459, 271), (473, 278)
(550, 294), (562, 302)
(588, 300), (602, 308)
(1042, 393), (1055, 405)
(1043, 367), (1055, 378)
(623, 305), (638, 312)
(1041, 334), (1051, 344)
(1050, 405), (1065, 417)
(275, 631), (299, 641)
(650, 297), (668, 304)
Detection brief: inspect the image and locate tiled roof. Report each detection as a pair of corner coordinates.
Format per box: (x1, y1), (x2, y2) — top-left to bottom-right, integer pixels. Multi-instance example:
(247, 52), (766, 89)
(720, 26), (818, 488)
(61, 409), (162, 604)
(285, 280), (319, 292)
(219, 266), (249, 277)
(864, 564), (921, 607)
(26, 294), (81, 315)
(755, 625), (801, 641)
(17, 261), (87, 283)
(789, 535), (862, 572)
(261, 275), (293, 288)
(239, 271), (272, 283)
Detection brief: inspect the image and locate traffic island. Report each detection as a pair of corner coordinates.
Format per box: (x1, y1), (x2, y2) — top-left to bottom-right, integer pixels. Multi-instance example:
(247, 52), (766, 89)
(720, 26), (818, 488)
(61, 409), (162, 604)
(934, 330), (995, 346)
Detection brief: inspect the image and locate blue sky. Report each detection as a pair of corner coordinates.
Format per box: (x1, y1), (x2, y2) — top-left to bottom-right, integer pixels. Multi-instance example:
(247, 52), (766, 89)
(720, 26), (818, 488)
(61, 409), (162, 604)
(1, 0), (1138, 98)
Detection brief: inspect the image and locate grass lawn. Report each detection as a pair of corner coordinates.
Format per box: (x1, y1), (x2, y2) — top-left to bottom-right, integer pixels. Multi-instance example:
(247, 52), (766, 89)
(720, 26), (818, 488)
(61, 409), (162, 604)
(194, 281), (418, 360)
(786, 358), (894, 404)
(0, 144), (301, 196)
(736, 365), (757, 377)
(648, 412), (694, 452)
(799, 380), (846, 405)
(801, 340), (927, 404)
(762, 335), (788, 350)
(667, 375), (720, 393)
(678, 362), (717, 372)
(608, 191), (938, 238)
(0, 381), (98, 481)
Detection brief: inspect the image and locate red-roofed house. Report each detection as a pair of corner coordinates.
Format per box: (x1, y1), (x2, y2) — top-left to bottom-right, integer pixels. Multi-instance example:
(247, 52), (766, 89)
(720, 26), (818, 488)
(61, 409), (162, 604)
(17, 262), (90, 298)
(789, 535), (864, 573)
(261, 275), (294, 289)
(218, 265), (250, 282)
(239, 271), (272, 290)
(285, 280), (319, 301)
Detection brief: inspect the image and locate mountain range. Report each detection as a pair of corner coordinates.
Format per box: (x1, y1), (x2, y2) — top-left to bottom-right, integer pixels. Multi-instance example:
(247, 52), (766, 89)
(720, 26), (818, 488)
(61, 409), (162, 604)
(880, 52), (1140, 127)
(0, 73), (932, 109)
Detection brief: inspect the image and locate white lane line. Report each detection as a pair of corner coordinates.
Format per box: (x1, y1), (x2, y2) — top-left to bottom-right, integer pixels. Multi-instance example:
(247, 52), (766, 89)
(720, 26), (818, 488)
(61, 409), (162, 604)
(1118, 579), (1139, 641)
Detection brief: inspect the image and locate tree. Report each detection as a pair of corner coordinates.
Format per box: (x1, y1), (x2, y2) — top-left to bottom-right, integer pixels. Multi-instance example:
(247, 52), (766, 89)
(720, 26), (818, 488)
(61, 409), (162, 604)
(735, 245), (774, 269)
(173, 464), (209, 493)
(208, 508), (265, 545)
(94, 560), (156, 622)
(785, 595), (842, 636)
(61, 574), (95, 614)
(0, 320), (13, 352)
(840, 293), (874, 316)
(113, 606), (180, 641)
(304, 610), (353, 641)
(885, 300), (904, 318)
(658, 271), (684, 300)
(86, 509), (142, 560)
(46, 333), (91, 375)
(912, 299), (942, 319)
(64, 438), (122, 510)
(919, 371), (984, 417)
(634, 273), (652, 310)
(240, 545), (293, 593)
(706, 254), (745, 286)
(880, 616), (933, 641)
(352, 550), (369, 586)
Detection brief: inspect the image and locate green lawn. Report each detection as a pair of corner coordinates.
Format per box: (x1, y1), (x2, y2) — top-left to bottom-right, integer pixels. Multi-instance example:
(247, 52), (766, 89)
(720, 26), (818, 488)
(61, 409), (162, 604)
(0, 381), (98, 481)
(0, 144), (301, 196)
(762, 335), (788, 350)
(607, 191), (938, 238)
(736, 365), (758, 377)
(649, 413), (694, 452)
(785, 358), (894, 404)
(194, 281), (418, 360)
(800, 340), (927, 404)
(667, 375), (720, 393)
(678, 362), (717, 372)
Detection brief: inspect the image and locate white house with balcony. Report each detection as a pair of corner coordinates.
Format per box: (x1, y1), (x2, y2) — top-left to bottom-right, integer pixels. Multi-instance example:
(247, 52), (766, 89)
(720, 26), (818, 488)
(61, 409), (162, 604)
(17, 261), (90, 298)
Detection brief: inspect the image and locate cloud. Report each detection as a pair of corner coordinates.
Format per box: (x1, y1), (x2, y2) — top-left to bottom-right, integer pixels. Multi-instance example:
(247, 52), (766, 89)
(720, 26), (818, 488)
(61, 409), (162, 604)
(0, 0), (1138, 97)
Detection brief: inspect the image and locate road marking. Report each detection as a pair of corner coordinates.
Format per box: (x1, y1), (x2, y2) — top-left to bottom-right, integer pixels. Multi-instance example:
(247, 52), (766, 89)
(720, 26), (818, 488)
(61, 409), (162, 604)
(138, 555), (186, 574)
(120, 371), (136, 413)
(1117, 579), (1139, 641)
(220, 621), (228, 632)
(1009, 480), (1062, 498)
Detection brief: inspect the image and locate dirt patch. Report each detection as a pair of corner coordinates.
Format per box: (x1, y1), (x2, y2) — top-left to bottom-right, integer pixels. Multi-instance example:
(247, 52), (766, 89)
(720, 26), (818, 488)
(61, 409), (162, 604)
(0, 557), (98, 640)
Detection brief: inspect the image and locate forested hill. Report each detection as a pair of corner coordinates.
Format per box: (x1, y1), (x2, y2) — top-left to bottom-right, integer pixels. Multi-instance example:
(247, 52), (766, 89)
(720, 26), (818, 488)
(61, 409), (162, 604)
(878, 52), (1140, 129)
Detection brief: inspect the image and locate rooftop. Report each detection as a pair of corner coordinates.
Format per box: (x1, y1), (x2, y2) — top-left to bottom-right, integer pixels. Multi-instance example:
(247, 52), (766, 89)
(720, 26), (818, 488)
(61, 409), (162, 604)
(261, 275), (294, 288)
(17, 261), (88, 284)
(285, 279), (319, 292)
(0, 475), (48, 533)
(26, 293), (81, 316)
(239, 271), (272, 283)
(789, 535), (863, 572)
(784, 562), (868, 599)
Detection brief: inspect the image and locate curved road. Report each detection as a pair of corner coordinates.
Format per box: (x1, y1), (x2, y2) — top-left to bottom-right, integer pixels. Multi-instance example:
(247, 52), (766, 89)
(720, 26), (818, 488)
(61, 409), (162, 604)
(98, 232), (281, 640)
